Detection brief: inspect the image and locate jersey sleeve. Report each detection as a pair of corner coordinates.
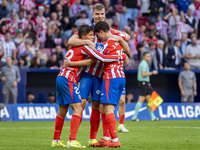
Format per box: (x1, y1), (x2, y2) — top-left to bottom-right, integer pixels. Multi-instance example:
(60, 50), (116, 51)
(110, 29), (126, 40)
(178, 72), (183, 81)
(82, 46), (119, 62)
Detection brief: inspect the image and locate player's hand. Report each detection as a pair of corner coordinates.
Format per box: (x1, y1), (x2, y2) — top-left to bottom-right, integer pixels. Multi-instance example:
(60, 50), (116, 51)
(86, 40), (95, 50)
(152, 70), (158, 75)
(13, 81), (17, 87)
(181, 90), (185, 97)
(64, 59), (71, 67)
(194, 91), (197, 96)
(1, 76), (6, 81)
(108, 35), (123, 42)
(119, 54), (126, 61)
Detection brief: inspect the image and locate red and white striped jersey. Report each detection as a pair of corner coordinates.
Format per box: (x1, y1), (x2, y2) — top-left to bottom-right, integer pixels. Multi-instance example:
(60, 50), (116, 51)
(82, 27), (126, 78)
(175, 21), (194, 40)
(20, 0), (35, 11)
(101, 40), (125, 80)
(58, 45), (119, 83)
(156, 20), (168, 35)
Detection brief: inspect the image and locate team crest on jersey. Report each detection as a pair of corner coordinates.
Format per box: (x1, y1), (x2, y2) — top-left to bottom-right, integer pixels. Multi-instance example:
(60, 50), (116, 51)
(96, 42), (108, 53)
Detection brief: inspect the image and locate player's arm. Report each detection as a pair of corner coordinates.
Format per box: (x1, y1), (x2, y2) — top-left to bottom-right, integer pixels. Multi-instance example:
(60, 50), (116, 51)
(124, 54), (129, 65)
(111, 28), (130, 41)
(67, 34), (96, 50)
(83, 46), (126, 62)
(141, 70), (158, 77)
(64, 58), (97, 67)
(109, 35), (130, 55)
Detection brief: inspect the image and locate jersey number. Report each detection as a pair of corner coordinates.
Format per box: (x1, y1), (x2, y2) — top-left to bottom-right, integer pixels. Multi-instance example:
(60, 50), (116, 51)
(65, 49), (74, 60)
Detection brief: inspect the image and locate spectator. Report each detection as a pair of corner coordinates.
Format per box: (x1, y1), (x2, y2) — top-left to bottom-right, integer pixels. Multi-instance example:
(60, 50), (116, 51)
(0, 0), (8, 20)
(26, 91), (35, 104)
(146, 21), (156, 33)
(1, 57), (21, 104)
(18, 55), (29, 69)
(0, 24), (6, 41)
(147, 41), (158, 69)
(30, 39), (40, 56)
(7, 0), (19, 17)
(56, 3), (67, 24)
(0, 41), (5, 69)
(126, 91), (135, 103)
(180, 32), (190, 57)
(62, 25), (78, 48)
(1, 31), (17, 66)
(178, 62), (197, 103)
(18, 11), (26, 24)
(69, 0), (83, 18)
(156, 15), (168, 42)
(136, 25), (146, 44)
(122, 0), (138, 21)
(23, 13), (35, 31)
(21, 41), (34, 60)
(7, 12), (18, 35)
(175, 0), (191, 13)
(185, 8), (197, 30)
(75, 10), (91, 27)
(46, 53), (60, 68)
(45, 21), (60, 48)
(156, 40), (166, 70)
(148, 0), (165, 22)
(85, 0), (93, 21)
(117, 6), (130, 31)
(25, 22), (37, 42)
(140, 0), (150, 16)
(168, 9), (180, 45)
(30, 50), (46, 68)
(103, 0), (115, 19)
(39, 46), (48, 64)
(167, 39), (182, 69)
(185, 35), (200, 70)
(47, 91), (56, 103)
(137, 43), (146, 61)
(52, 45), (64, 61)
(172, 7), (194, 40)
(43, 4), (51, 20)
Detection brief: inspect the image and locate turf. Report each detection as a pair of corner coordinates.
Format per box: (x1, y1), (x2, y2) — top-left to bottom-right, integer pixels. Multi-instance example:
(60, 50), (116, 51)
(0, 120), (200, 150)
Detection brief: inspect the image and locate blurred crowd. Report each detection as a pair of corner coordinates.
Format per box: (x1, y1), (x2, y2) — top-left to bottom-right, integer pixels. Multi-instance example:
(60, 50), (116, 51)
(0, 0), (200, 70)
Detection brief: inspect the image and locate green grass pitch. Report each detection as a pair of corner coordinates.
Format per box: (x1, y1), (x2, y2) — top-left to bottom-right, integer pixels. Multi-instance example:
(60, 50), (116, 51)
(0, 120), (200, 150)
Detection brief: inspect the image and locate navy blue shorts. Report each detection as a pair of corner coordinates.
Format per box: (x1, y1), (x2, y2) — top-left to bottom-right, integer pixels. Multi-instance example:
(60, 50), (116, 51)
(101, 78), (126, 106)
(79, 72), (102, 101)
(56, 76), (81, 106)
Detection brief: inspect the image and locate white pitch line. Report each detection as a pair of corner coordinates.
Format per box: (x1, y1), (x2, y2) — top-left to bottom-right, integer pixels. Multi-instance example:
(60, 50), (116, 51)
(160, 126), (200, 129)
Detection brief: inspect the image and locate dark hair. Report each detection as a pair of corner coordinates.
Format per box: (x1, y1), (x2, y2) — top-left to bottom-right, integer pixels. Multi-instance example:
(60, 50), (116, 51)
(78, 25), (93, 39)
(5, 31), (11, 35)
(94, 21), (109, 33)
(136, 43), (144, 50)
(143, 52), (150, 56)
(174, 39), (180, 45)
(149, 41), (155, 47)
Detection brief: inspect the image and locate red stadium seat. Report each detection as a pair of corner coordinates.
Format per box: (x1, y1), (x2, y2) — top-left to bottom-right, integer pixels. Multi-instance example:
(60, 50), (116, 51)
(137, 17), (149, 27)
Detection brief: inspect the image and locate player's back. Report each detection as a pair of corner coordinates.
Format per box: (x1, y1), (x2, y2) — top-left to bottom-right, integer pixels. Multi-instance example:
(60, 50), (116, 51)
(102, 40), (125, 79)
(58, 46), (88, 83)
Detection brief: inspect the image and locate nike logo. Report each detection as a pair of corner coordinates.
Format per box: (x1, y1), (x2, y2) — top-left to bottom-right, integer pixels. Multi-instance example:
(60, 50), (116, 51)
(118, 107), (147, 118)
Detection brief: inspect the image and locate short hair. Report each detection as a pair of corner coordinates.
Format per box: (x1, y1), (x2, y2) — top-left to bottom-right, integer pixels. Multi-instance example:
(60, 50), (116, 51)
(136, 43), (144, 50)
(78, 25), (94, 39)
(94, 21), (109, 33)
(149, 41), (155, 47)
(93, 3), (105, 12)
(143, 52), (150, 56)
(157, 40), (164, 44)
(174, 39), (180, 45)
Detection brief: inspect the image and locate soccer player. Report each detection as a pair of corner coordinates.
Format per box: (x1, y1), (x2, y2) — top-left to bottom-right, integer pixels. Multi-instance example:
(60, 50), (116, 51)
(67, 3), (130, 146)
(131, 52), (159, 121)
(51, 25), (126, 148)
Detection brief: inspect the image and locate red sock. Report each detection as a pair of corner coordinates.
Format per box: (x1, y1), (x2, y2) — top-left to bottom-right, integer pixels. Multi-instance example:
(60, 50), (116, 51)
(53, 115), (64, 140)
(90, 108), (100, 139)
(101, 113), (110, 138)
(106, 113), (118, 139)
(79, 108), (85, 126)
(119, 114), (125, 125)
(69, 114), (81, 141)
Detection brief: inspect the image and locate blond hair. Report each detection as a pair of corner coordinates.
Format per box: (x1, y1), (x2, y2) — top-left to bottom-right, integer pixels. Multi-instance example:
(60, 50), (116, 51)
(93, 3), (105, 12)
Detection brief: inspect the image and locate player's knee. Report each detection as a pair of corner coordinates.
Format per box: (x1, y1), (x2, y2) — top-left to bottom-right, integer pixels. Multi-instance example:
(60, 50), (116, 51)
(119, 98), (125, 106)
(92, 101), (100, 109)
(81, 99), (87, 108)
(99, 104), (104, 114)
